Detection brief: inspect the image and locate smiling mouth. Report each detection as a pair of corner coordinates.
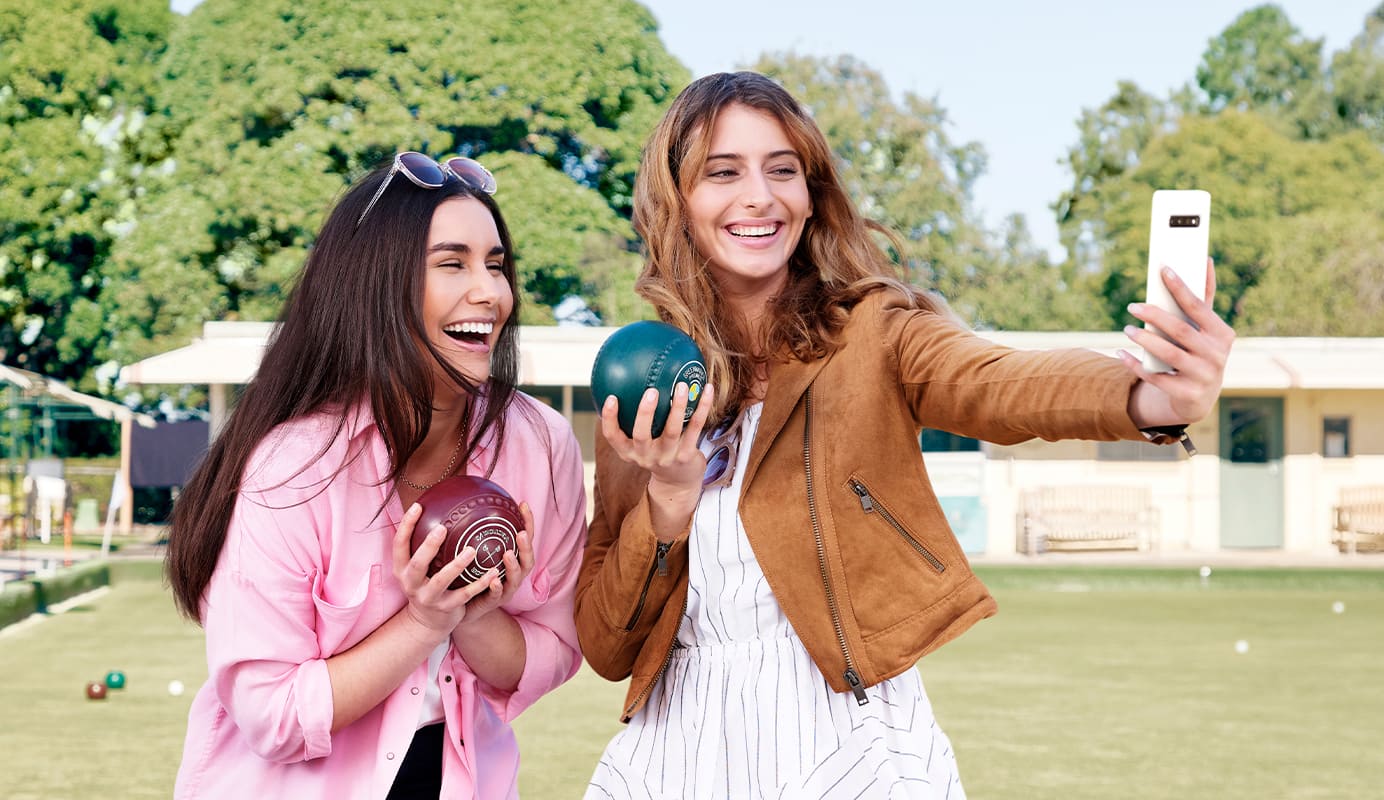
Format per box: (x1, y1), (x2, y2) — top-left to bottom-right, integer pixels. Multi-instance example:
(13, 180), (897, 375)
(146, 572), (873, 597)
(727, 223), (780, 238)
(443, 321), (494, 345)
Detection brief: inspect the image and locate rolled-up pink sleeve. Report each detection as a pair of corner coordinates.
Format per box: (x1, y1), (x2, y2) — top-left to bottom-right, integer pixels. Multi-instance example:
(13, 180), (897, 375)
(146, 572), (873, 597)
(203, 487), (338, 763)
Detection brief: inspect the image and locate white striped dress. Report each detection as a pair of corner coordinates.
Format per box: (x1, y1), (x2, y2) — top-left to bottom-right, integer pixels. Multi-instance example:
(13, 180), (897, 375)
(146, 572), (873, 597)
(586, 403), (966, 800)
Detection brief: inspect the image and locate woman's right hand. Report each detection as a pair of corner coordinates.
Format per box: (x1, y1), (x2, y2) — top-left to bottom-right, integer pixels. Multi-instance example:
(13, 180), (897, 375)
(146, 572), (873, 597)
(599, 381), (715, 540)
(390, 503), (497, 638)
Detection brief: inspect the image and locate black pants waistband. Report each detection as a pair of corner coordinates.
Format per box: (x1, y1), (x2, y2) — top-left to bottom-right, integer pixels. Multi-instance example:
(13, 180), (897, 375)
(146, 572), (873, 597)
(386, 722), (444, 799)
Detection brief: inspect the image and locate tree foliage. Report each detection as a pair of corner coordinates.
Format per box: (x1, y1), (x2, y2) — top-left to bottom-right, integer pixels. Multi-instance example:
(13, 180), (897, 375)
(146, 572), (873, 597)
(1056, 81), (1183, 276)
(1195, 3), (1328, 136)
(97, 0), (688, 374)
(0, 0), (173, 388)
(1237, 199), (1384, 335)
(1328, 3), (1384, 146)
(12, 0), (1384, 406)
(1057, 2), (1384, 335)
(1094, 113), (1384, 331)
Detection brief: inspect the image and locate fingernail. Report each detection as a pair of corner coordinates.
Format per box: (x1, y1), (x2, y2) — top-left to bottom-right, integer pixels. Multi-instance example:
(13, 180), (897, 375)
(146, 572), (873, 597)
(1123, 325), (1138, 337)
(1162, 266), (1178, 280)
(642, 387), (658, 403)
(1127, 303), (1144, 314)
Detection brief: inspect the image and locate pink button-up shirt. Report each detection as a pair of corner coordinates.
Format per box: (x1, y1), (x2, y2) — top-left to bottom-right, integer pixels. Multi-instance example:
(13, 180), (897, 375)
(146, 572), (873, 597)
(174, 396), (587, 799)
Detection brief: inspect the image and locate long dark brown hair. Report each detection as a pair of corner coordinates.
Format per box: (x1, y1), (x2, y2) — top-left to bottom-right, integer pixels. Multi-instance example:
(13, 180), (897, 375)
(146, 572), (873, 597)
(166, 159), (524, 621)
(633, 71), (945, 419)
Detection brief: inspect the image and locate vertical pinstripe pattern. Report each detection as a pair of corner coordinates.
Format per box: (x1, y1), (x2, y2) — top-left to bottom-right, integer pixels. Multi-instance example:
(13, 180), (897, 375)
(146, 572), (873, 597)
(587, 405), (966, 799)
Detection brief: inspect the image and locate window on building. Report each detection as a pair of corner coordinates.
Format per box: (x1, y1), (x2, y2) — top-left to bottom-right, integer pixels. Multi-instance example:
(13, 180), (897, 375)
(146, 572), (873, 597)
(1096, 439), (1180, 462)
(1323, 416), (1351, 458)
(920, 429), (981, 452)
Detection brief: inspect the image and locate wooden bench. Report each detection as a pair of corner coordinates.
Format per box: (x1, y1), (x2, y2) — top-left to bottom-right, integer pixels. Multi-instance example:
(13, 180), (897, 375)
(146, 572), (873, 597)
(1333, 485), (1384, 554)
(1018, 485), (1160, 554)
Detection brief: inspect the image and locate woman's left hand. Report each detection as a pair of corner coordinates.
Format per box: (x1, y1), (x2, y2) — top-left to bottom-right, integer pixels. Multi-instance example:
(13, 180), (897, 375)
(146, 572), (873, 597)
(454, 501), (536, 625)
(1120, 258), (1237, 427)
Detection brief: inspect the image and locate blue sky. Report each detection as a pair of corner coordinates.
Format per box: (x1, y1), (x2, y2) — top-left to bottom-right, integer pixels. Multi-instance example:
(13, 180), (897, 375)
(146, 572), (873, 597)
(171, 0), (1379, 258)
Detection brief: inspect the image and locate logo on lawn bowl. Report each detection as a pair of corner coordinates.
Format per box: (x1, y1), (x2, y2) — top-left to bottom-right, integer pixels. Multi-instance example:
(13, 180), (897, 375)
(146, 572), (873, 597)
(671, 360), (707, 422)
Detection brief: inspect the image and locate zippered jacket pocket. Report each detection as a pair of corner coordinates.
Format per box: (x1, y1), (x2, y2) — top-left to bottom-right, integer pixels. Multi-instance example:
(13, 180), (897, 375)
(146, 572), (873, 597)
(848, 477), (946, 573)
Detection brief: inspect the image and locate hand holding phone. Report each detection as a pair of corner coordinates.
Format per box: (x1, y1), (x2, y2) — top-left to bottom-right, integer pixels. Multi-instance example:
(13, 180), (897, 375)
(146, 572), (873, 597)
(1141, 190), (1210, 373)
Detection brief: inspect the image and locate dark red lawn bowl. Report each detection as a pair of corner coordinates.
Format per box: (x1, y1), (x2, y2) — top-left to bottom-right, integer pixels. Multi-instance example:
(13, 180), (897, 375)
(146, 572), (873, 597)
(412, 475), (522, 590)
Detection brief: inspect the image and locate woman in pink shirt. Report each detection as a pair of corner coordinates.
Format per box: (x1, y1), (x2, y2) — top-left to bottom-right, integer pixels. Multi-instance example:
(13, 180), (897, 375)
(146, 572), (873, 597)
(165, 153), (588, 799)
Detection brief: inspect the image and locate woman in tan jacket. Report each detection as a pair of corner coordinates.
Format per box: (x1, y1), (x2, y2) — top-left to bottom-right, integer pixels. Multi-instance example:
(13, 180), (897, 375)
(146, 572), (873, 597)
(575, 71), (1233, 799)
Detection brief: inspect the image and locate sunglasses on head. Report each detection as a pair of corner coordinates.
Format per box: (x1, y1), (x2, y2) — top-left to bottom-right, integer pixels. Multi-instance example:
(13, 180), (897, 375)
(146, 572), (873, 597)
(356, 151), (498, 227)
(701, 406), (748, 490)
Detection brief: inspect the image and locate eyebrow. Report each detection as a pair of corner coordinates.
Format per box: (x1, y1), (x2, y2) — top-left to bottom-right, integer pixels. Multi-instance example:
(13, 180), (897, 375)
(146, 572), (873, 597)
(706, 149), (802, 162)
(427, 242), (506, 257)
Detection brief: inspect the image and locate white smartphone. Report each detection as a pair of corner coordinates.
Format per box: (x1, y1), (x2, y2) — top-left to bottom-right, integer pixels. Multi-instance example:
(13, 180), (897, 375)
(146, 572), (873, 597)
(1142, 189), (1210, 373)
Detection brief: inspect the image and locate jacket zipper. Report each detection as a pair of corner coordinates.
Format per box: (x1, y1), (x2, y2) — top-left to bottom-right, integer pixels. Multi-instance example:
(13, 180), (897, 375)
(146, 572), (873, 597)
(623, 591), (688, 721)
(804, 387), (869, 706)
(624, 540), (673, 631)
(849, 479), (946, 573)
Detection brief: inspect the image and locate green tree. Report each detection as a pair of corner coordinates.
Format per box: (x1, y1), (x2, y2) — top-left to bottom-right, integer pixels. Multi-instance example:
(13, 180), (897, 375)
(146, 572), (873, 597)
(967, 214), (1106, 331)
(1238, 200), (1384, 335)
(0, 0), (172, 388)
(99, 0), (687, 371)
(1053, 5), (1384, 335)
(1094, 112), (1384, 329)
(1055, 81), (1180, 276)
(1327, 2), (1384, 146)
(1195, 4), (1329, 137)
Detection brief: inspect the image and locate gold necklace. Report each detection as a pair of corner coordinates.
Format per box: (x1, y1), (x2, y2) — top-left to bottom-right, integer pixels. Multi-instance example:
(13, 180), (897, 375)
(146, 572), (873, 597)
(401, 422), (466, 492)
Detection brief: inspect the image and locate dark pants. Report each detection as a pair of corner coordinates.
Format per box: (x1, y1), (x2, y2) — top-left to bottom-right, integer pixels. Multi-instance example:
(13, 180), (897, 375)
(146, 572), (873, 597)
(386, 722), (444, 799)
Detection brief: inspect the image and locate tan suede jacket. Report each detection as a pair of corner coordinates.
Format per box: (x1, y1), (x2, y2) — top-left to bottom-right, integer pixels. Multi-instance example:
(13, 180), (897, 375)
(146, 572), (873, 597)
(574, 289), (1144, 721)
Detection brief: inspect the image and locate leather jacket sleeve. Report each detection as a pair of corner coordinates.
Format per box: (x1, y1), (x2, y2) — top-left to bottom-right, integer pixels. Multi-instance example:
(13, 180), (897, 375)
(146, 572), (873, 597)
(876, 294), (1144, 444)
(573, 433), (692, 681)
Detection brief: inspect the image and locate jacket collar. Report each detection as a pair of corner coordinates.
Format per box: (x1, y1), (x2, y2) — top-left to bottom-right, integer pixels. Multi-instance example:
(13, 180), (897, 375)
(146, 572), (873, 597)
(740, 350), (832, 489)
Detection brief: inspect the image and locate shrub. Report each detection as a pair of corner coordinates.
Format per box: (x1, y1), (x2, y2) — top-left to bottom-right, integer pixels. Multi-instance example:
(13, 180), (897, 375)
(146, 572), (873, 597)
(29, 560), (110, 613)
(0, 582), (39, 628)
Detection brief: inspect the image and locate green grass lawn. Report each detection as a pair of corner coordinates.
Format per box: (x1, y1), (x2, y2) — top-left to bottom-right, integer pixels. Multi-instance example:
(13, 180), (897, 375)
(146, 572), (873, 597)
(1, 562), (1379, 799)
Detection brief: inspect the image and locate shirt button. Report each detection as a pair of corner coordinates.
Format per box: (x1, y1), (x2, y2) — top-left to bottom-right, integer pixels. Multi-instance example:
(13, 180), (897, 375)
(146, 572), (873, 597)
(386, 752), (395, 760)
(444, 676), (452, 683)
(411, 687), (420, 695)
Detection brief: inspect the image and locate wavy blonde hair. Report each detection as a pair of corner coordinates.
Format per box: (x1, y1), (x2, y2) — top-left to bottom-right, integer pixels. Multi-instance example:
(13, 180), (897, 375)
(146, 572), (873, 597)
(633, 71), (945, 421)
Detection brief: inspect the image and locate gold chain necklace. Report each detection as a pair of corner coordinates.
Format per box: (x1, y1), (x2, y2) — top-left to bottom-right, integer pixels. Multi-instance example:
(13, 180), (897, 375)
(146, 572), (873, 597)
(401, 421), (466, 492)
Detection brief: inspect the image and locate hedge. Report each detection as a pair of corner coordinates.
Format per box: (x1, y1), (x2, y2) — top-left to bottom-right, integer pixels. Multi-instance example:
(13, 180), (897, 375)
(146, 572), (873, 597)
(0, 582), (39, 629)
(0, 560), (111, 629)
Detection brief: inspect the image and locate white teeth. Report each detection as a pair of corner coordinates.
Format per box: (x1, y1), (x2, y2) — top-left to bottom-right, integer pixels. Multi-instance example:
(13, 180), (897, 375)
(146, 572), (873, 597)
(728, 224), (776, 237)
(444, 322), (494, 335)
